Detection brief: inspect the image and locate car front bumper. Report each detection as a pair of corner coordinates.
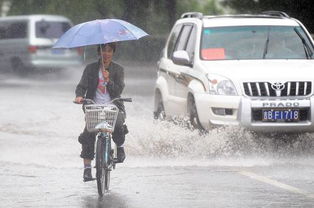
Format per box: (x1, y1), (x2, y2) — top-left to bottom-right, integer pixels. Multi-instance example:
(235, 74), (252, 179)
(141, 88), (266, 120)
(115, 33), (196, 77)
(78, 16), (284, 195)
(194, 93), (314, 132)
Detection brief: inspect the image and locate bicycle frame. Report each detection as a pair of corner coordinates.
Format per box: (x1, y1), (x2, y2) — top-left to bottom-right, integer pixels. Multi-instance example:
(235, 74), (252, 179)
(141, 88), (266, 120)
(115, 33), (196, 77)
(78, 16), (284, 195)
(95, 130), (113, 195)
(74, 97), (132, 195)
(97, 130), (116, 169)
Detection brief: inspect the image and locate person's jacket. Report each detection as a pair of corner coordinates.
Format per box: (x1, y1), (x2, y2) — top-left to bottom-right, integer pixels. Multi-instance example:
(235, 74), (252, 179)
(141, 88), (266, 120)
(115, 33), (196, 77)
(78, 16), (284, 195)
(75, 60), (125, 112)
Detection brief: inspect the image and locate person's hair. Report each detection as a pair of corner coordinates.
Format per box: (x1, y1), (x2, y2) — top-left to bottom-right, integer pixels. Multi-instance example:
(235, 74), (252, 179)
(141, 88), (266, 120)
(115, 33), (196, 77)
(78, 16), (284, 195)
(97, 42), (116, 54)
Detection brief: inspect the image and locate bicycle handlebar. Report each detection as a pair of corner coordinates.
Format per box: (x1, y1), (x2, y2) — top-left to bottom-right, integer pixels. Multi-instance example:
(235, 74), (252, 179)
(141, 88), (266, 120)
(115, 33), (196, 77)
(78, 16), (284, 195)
(119, 98), (132, 102)
(73, 97), (132, 105)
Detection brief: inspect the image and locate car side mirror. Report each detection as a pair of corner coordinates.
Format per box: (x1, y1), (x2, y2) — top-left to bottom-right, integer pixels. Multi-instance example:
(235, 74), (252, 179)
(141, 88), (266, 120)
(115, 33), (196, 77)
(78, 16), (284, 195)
(172, 50), (192, 66)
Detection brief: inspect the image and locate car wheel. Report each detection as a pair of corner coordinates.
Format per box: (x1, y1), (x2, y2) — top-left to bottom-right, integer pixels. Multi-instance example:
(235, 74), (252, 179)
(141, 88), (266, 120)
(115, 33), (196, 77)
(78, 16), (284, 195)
(154, 101), (166, 120)
(188, 96), (204, 130)
(11, 58), (28, 76)
(154, 91), (166, 120)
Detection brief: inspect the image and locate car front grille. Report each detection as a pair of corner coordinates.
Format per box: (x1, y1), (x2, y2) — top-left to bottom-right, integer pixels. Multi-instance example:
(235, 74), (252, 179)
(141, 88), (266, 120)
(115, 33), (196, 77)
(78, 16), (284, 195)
(243, 81), (312, 97)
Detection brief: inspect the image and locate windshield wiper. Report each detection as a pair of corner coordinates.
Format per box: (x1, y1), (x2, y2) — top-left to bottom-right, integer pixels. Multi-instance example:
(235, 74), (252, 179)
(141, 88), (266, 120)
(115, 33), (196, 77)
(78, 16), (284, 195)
(294, 27), (313, 59)
(262, 27), (270, 59)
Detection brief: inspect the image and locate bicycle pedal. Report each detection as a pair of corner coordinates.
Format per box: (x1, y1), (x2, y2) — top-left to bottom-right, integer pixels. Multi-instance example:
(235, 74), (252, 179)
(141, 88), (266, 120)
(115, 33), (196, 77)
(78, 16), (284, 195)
(83, 177), (96, 182)
(105, 166), (112, 171)
(113, 158), (122, 164)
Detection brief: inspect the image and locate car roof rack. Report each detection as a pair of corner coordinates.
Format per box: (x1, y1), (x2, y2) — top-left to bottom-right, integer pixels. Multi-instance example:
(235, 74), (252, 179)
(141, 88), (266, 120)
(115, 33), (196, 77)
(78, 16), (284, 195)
(181, 12), (203, 19)
(204, 14), (287, 20)
(261, 11), (290, 18)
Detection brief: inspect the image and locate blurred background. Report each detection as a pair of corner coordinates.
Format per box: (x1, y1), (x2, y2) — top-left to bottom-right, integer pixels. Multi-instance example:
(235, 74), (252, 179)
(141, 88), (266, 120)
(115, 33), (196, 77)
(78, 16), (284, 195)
(1, 0), (313, 63)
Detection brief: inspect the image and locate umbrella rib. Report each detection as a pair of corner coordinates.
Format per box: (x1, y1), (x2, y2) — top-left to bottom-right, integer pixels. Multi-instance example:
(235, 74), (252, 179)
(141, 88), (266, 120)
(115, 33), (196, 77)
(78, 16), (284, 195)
(112, 19), (139, 40)
(68, 22), (89, 48)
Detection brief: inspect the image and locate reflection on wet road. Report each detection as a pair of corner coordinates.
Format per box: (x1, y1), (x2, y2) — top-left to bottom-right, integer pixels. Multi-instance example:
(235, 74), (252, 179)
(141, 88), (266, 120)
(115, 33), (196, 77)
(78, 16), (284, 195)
(0, 64), (314, 207)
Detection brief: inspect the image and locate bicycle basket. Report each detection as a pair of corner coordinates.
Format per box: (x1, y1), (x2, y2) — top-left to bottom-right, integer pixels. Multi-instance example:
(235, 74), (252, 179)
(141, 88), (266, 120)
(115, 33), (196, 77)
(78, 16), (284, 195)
(84, 104), (119, 132)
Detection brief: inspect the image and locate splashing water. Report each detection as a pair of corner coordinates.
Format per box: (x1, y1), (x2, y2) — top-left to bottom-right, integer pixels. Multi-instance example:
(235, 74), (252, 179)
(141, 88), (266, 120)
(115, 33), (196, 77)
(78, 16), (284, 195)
(1, 70), (314, 168)
(126, 116), (314, 158)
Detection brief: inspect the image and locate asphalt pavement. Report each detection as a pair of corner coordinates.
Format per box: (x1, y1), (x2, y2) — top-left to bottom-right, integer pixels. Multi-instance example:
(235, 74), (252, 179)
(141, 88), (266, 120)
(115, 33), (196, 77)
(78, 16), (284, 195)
(0, 64), (314, 208)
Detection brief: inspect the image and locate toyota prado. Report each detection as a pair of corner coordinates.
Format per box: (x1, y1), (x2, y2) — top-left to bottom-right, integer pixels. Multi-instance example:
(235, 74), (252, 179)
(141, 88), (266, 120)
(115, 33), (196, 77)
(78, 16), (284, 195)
(154, 11), (314, 132)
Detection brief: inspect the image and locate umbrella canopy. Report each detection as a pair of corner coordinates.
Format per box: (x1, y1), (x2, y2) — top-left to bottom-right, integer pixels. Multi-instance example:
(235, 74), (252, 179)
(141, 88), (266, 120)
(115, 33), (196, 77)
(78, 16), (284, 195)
(53, 19), (148, 48)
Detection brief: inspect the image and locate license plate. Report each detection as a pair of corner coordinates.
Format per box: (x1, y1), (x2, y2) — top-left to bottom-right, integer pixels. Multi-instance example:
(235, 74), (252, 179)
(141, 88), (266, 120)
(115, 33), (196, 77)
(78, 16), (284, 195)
(262, 109), (299, 121)
(51, 48), (65, 54)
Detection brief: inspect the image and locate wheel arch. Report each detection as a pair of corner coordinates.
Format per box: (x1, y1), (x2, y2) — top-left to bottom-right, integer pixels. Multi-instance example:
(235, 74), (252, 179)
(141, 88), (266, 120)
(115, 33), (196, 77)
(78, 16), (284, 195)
(187, 92), (194, 115)
(188, 79), (207, 94)
(154, 88), (162, 112)
(154, 75), (168, 112)
(186, 79), (206, 113)
(186, 79), (208, 130)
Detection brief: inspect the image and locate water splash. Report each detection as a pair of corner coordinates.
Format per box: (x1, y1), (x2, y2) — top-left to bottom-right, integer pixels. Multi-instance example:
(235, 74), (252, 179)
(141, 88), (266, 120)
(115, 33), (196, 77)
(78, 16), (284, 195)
(126, 117), (314, 160)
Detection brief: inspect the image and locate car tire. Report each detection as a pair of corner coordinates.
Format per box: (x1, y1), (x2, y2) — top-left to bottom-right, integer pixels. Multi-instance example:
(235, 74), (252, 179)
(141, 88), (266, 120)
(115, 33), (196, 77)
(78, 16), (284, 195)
(154, 101), (166, 120)
(188, 95), (204, 130)
(154, 91), (166, 120)
(11, 58), (29, 76)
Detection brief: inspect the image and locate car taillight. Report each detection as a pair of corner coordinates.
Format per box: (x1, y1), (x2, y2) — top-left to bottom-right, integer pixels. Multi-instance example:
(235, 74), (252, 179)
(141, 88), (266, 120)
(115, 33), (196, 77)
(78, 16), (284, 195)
(28, 45), (37, 53)
(77, 47), (84, 56)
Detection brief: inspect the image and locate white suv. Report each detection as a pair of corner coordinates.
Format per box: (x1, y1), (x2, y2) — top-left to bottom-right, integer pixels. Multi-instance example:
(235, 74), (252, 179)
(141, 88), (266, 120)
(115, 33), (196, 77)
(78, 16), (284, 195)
(154, 11), (314, 132)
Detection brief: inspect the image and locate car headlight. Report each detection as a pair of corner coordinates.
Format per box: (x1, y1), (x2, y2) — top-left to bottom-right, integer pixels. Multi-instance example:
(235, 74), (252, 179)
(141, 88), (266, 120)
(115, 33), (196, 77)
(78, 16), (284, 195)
(207, 74), (237, 95)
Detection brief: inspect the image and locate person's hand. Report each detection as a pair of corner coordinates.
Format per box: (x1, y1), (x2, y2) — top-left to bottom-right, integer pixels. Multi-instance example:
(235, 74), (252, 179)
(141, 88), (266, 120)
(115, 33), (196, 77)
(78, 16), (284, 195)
(74, 96), (84, 104)
(102, 69), (110, 82)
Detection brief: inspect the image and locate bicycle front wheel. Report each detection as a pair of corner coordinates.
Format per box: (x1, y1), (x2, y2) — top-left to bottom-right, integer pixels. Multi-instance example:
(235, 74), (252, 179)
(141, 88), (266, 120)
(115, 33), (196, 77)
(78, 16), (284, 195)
(96, 136), (111, 196)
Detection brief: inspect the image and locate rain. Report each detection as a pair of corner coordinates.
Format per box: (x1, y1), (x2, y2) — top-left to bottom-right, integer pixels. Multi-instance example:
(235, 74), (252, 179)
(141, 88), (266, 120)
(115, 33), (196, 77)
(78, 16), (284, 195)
(1, 1), (314, 207)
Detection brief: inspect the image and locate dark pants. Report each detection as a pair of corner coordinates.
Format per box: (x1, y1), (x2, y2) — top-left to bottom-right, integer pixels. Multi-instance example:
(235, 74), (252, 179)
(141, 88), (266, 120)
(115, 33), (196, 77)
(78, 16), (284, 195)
(78, 112), (126, 160)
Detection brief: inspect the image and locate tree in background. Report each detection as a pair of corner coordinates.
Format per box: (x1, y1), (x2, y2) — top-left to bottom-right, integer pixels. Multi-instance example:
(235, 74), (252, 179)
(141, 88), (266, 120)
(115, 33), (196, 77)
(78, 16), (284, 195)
(2, 0), (312, 61)
(94, 0), (223, 32)
(1, 0), (223, 62)
(4, 0), (222, 34)
(6, 0), (101, 23)
(3, 1), (313, 33)
(222, 0), (314, 33)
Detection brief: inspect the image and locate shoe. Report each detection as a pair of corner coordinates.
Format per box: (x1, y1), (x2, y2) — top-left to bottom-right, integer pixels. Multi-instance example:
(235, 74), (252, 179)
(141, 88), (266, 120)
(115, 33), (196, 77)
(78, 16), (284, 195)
(117, 147), (126, 163)
(83, 168), (94, 182)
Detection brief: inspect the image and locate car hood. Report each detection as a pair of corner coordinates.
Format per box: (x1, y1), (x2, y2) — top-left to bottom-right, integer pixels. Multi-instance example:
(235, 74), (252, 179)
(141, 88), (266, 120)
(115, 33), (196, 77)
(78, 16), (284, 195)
(199, 60), (314, 82)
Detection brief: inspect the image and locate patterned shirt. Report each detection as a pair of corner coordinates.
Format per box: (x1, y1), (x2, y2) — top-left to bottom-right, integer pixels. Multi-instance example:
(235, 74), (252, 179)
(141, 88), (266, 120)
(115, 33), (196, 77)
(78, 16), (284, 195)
(94, 69), (111, 104)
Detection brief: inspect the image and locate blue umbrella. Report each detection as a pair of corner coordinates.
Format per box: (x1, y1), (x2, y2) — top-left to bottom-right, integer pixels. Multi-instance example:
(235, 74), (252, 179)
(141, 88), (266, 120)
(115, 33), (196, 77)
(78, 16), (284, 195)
(53, 19), (148, 48)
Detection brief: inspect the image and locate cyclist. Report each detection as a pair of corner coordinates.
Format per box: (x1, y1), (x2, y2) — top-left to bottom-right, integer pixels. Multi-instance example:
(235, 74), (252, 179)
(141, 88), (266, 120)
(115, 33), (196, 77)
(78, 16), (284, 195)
(74, 43), (128, 182)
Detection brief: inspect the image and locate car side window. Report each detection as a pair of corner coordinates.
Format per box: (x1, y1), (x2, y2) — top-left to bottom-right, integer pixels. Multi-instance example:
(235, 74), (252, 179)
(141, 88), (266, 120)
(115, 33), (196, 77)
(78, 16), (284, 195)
(7, 22), (27, 39)
(36, 21), (71, 39)
(0, 22), (27, 39)
(175, 25), (192, 51)
(185, 25), (196, 60)
(0, 23), (6, 39)
(167, 24), (182, 59)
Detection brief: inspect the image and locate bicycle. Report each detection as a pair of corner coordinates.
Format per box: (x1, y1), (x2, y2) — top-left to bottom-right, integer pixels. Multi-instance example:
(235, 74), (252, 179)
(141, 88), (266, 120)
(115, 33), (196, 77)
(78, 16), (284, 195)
(76, 97), (132, 196)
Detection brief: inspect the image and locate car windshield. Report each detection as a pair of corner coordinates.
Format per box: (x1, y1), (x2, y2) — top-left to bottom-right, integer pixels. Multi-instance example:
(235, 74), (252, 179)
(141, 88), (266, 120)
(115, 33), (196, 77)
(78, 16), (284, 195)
(201, 26), (314, 60)
(35, 20), (71, 39)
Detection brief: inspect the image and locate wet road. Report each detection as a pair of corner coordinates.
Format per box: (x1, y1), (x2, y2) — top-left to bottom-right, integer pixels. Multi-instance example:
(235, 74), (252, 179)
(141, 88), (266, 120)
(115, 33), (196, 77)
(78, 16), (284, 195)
(1, 63), (314, 207)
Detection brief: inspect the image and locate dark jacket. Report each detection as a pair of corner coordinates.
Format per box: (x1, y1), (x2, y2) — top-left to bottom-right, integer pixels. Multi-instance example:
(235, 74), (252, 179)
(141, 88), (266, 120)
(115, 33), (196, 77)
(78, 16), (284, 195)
(75, 60), (125, 112)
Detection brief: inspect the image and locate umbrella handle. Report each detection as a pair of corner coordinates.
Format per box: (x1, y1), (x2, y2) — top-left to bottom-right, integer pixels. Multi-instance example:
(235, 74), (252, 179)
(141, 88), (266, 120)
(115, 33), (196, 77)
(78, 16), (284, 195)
(100, 44), (104, 70)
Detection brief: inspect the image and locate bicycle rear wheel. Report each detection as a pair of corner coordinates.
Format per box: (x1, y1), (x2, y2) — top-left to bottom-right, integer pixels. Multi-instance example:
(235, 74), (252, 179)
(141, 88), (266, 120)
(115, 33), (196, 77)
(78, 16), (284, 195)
(96, 136), (111, 196)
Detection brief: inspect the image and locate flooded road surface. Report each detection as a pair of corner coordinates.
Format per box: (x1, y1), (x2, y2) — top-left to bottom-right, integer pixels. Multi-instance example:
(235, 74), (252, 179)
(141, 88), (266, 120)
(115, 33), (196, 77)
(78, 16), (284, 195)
(1, 63), (314, 207)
